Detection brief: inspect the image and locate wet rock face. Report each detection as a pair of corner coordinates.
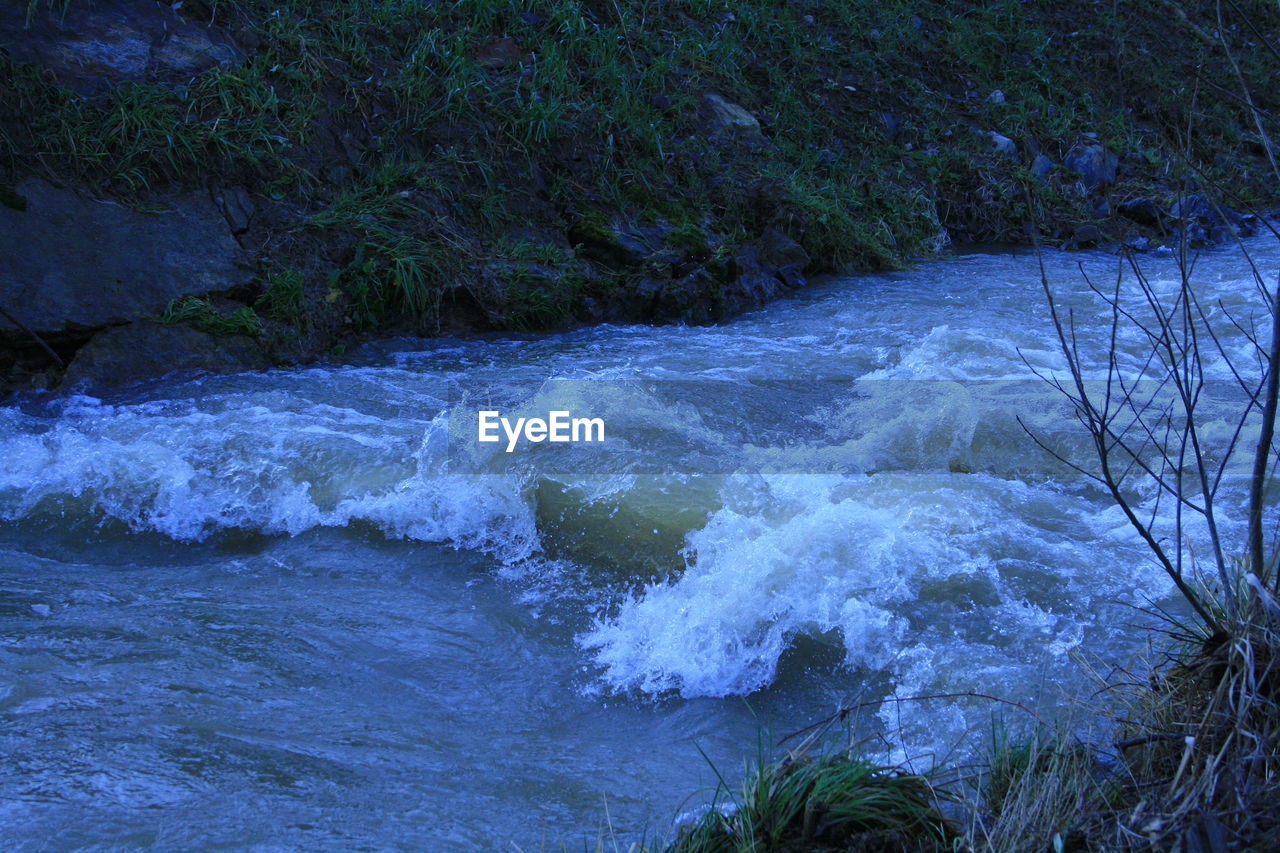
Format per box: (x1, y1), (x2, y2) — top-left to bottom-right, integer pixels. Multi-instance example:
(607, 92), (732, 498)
(0, 178), (254, 334)
(0, 0), (240, 94)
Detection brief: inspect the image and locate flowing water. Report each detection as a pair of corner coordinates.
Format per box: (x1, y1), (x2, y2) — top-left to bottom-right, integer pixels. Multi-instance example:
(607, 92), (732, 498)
(1, 241), (1275, 850)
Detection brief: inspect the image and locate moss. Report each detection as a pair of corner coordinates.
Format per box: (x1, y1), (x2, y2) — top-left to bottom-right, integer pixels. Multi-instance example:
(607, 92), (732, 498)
(567, 211), (621, 251)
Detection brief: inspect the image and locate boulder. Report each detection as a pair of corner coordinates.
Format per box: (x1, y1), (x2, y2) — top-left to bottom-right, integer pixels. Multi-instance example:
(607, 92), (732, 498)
(1063, 143), (1119, 191)
(0, 179), (254, 335)
(1117, 196), (1164, 227)
(0, 0), (241, 95)
(699, 92), (766, 144)
(62, 322), (269, 390)
(1168, 194), (1252, 233)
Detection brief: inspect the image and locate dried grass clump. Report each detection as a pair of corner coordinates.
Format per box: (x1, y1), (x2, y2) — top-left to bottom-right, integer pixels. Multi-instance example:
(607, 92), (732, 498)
(1105, 581), (1280, 851)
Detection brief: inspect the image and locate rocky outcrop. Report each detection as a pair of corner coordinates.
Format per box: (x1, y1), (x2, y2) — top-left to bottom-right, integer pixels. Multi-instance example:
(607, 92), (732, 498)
(0, 179), (254, 334)
(0, 178), (256, 392)
(0, 0), (240, 94)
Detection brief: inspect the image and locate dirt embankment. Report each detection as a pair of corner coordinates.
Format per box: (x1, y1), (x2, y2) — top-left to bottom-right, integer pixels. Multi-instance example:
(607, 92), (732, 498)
(2, 0), (1277, 394)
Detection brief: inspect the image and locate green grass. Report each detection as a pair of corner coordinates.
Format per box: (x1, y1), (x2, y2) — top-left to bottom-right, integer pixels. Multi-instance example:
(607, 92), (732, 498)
(255, 269), (306, 324)
(158, 296), (263, 337)
(6, 0), (1279, 343)
(666, 746), (957, 853)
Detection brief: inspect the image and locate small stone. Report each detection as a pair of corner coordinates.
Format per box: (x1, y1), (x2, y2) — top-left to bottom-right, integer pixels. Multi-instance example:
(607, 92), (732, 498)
(987, 89), (1005, 104)
(699, 92), (766, 144)
(1030, 153), (1053, 180)
(987, 131), (1016, 157)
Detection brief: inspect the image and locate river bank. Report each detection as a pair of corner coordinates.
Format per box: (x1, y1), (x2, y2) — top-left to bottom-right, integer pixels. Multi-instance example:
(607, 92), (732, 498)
(3, 0), (1280, 395)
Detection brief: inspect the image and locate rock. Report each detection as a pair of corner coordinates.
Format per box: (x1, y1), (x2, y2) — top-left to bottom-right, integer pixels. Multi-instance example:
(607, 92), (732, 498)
(1030, 153), (1054, 180)
(699, 92), (766, 144)
(1063, 143), (1119, 191)
(567, 216), (667, 268)
(987, 89), (1006, 105)
(62, 322), (269, 390)
(1087, 196), (1110, 219)
(1070, 223), (1103, 248)
(0, 179), (254, 336)
(1117, 196), (1164, 227)
(214, 187), (255, 236)
(654, 268), (720, 324)
(1126, 236), (1152, 252)
(756, 227), (810, 272)
(0, 0), (241, 95)
(1167, 194), (1255, 243)
(987, 132), (1016, 157)
(1178, 222), (1209, 249)
(1211, 225), (1241, 244)
(1168, 194), (1245, 228)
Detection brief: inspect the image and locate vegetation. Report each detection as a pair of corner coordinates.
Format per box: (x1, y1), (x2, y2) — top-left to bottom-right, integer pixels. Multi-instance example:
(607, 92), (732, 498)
(669, 747), (957, 852)
(159, 295), (262, 337)
(4, 0), (1280, 356)
(606, 7), (1280, 848)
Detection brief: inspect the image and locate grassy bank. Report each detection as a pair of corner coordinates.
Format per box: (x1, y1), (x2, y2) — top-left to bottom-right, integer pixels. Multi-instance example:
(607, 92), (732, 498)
(639, 590), (1279, 852)
(4, 0), (1280, 365)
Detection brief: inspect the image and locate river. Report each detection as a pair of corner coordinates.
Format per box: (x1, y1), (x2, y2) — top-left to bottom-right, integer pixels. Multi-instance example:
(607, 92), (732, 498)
(1, 240), (1273, 850)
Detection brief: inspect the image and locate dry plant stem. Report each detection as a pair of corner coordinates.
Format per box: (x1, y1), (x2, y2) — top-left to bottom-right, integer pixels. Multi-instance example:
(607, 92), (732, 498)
(1252, 272), (1280, 592)
(1033, 249), (1221, 631)
(777, 691), (1050, 748)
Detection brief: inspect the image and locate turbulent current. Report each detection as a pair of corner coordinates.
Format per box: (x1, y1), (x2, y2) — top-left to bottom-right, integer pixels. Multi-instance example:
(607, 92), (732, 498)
(2, 242), (1274, 849)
